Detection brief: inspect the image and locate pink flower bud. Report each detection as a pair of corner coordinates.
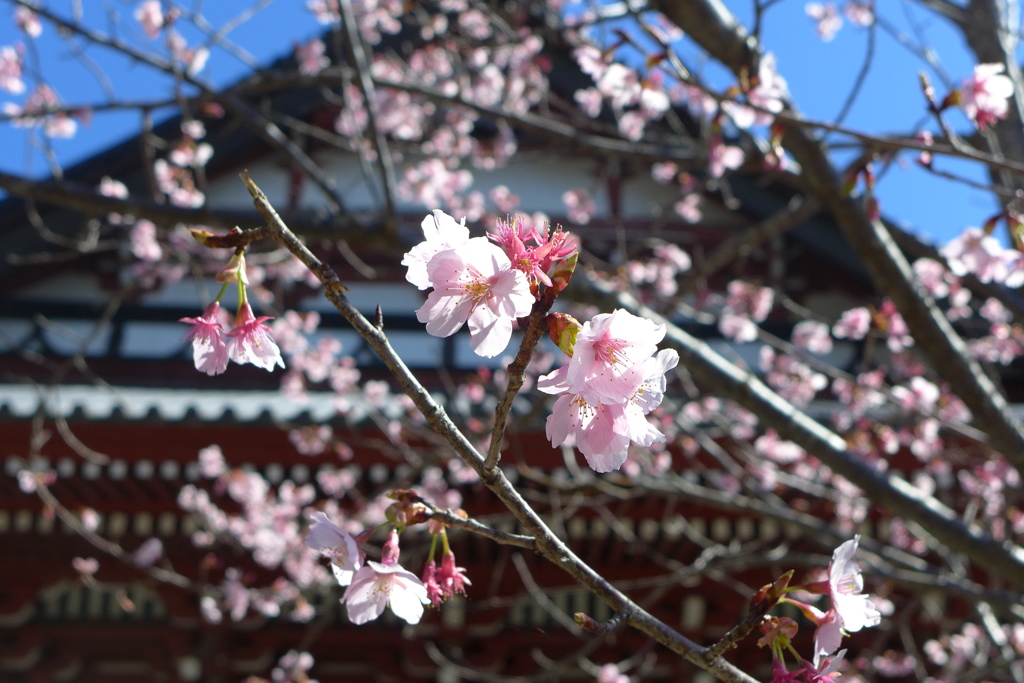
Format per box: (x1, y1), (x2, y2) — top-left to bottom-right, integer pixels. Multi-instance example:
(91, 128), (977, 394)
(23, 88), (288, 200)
(381, 529), (401, 566)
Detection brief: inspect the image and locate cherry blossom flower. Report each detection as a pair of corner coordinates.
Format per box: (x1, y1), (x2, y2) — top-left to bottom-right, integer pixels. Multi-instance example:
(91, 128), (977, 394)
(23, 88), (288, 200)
(342, 531), (429, 625)
(617, 111), (647, 141)
(844, 1), (874, 26)
(564, 309), (666, 405)
(832, 306), (871, 340)
(803, 649), (846, 681)
(180, 302), (229, 376)
(437, 550), (471, 598)
(541, 348), (678, 472)
(72, 557), (99, 576)
(827, 536), (881, 634)
(563, 188), (597, 224)
(575, 87), (603, 117)
(296, 38), (329, 76)
(914, 130), (934, 167)
(942, 227), (1007, 282)
(415, 237), (533, 358)
(15, 7), (42, 38)
(403, 210), (470, 290)
(227, 302), (285, 371)
(651, 162), (678, 184)
(135, 1), (165, 40)
(806, 3), (842, 41)
(6, 84), (78, 138)
(421, 560), (444, 607)
(132, 538), (163, 567)
(597, 664), (629, 683)
(960, 63), (1014, 131)
(725, 53), (788, 128)
(719, 280), (774, 342)
(792, 320), (833, 354)
(307, 0), (340, 24)
(130, 219), (163, 262)
(306, 511), (363, 586)
(0, 45), (24, 95)
(707, 136), (745, 178)
(675, 194), (702, 223)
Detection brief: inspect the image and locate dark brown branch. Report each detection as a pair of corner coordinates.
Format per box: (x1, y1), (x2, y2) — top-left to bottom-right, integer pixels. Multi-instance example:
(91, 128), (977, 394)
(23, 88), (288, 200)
(653, 0), (1024, 474)
(243, 171), (758, 683)
(609, 285), (1024, 588)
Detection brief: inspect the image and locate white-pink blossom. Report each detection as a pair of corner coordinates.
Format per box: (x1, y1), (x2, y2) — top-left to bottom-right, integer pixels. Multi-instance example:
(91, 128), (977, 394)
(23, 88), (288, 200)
(719, 280), (774, 342)
(960, 63), (1014, 131)
(806, 2), (843, 41)
(707, 137), (745, 178)
(563, 188), (596, 224)
(343, 559), (429, 624)
(792, 320), (833, 354)
(563, 309), (666, 405)
(540, 349), (679, 473)
(415, 237), (533, 358)
(942, 227), (1008, 283)
(226, 302), (285, 371)
(0, 45), (24, 95)
(306, 511), (363, 586)
(180, 302), (229, 376)
(135, 1), (165, 40)
(402, 210), (470, 290)
(296, 38), (329, 76)
(14, 7), (42, 38)
(827, 536), (881, 633)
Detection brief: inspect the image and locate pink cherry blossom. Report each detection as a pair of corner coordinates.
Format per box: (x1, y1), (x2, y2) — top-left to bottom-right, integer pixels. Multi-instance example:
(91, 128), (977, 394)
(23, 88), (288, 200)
(725, 53), (788, 129)
(804, 649), (846, 681)
(960, 63), (1014, 131)
(719, 280), (774, 342)
(130, 219), (163, 262)
(707, 136), (745, 178)
(564, 309), (666, 405)
(421, 560), (444, 607)
(135, 1), (165, 40)
(541, 349), (678, 473)
(227, 302), (285, 371)
(306, 511), (363, 586)
(307, 0), (341, 24)
(832, 306), (871, 340)
(563, 188), (597, 224)
(941, 227), (1007, 283)
(827, 535), (881, 633)
(437, 550), (471, 598)
(415, 237), (533, 358)
(792, 320), (833, 354)
(844, 1), (874, 26)
(6, 84), (78, 138)
(403, 210), (470, 290)
(486, 215), (566, 287)
(0, 45), (24, 95)
(343, 560), (429, 624)
(597, 664), (629, 683)
(810, 606), (844, 665)
(806, 3), (842, 41)
(296, 38), (329, 76)
(180, 302), (229, 376)
(574, 87), (603, 117)
(15, 7), (42, 38)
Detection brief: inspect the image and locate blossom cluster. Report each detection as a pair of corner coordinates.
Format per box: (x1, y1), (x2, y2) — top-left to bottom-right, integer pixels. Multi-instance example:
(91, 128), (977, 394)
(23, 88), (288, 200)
(404, 210), (679, 473)
(403, 210), (575, 358)
(539, 310), (679, 473)
(762, 537), (881, 681)
(179, 254), (285, 375)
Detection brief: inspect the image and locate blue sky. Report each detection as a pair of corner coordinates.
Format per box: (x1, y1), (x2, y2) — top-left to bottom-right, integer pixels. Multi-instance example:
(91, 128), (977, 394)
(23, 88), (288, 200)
(0, 1), (1005, 246)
